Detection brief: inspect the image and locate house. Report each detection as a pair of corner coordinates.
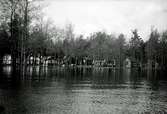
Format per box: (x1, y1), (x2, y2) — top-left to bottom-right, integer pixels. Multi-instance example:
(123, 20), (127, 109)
(124, 58), (131, 68)
(107, 60), (116, 67)
(3, 55), (12, 65)
(93, 59), (106, 67)
(147, 59), (159, 69)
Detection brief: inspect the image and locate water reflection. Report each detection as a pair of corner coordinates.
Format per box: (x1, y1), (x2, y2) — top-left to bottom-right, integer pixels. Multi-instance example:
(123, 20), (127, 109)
(2, 66), (12, 77)
(0, 66), (167, 114)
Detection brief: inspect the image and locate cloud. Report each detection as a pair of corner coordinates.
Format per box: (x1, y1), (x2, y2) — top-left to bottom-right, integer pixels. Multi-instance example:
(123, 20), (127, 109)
(163, 9), (167, 13)
(44, 0), (167, 40)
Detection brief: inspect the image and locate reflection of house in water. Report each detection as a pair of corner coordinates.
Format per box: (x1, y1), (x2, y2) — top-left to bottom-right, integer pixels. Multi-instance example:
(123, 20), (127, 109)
(3, 66), (12, 76)
(3, 55), (12, 65)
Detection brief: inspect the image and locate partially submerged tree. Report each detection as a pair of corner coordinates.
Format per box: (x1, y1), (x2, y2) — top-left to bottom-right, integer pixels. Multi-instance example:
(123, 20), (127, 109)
(0, 23), (10, 66)
(0, 0), (44, 68)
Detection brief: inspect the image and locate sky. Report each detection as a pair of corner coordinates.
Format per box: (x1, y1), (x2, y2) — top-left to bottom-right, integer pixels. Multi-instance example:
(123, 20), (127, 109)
(43, 0), (167, 40)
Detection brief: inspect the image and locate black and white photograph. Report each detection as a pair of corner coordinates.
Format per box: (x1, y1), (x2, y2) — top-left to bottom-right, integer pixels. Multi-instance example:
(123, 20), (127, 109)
(0, 0), (167, 113)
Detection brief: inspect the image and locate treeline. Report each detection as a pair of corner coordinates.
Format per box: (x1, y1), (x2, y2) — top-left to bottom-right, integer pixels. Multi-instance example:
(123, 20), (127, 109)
(0, 0), (167, 69)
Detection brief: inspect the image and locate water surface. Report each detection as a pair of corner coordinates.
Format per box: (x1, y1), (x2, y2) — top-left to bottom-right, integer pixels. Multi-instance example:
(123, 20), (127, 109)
(0, 66), (167, 114)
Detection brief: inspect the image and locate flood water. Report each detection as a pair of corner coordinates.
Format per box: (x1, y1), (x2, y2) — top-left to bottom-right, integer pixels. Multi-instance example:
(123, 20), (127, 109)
(0, 66), (167, 114)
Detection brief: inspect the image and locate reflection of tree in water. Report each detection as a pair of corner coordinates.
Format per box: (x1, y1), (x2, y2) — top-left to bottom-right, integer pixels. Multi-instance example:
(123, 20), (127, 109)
(0, 66), (167, 114)
(1, 66), (167, 91)
(92, 68), (112, 84)
(146, 69), (160, 90)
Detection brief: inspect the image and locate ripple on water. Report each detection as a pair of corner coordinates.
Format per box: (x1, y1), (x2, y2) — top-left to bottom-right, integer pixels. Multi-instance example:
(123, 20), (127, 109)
(0, 67), (167, 114)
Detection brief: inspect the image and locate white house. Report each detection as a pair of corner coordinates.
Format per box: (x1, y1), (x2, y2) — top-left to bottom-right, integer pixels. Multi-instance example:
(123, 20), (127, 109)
(124, 58), (131, 68)
(3, 55), (12, 65)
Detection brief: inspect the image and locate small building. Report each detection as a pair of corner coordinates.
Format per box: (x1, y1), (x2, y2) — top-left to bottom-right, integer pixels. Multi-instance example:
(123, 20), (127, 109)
(147, 59), (159, 69)
(3, 55), (12, 65)
(124, 58), (131, 68)
(84, 57), (93, 65)
(93, 59), (106, 67)
(107, 60), (116, 67)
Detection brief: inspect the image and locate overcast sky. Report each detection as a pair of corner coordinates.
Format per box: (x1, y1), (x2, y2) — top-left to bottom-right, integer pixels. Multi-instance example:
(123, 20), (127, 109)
(44, 0), (167, 40)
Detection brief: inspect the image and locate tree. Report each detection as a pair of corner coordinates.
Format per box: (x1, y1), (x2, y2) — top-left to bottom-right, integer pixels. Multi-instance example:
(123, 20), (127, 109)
(159, 31), (167, 69)
(87, 32), (111, 60)
(116, 34), (126, 67)
(74, 35), (87, 57)
(145, 29), (160, 67)
(0, 0), (20, 67)
(0, 0), (44, 68)
(28, 18), (56, 65)
(63, 23), (75, 57)
(129, 29), (144, 62)
(0, 23), (10, 66)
